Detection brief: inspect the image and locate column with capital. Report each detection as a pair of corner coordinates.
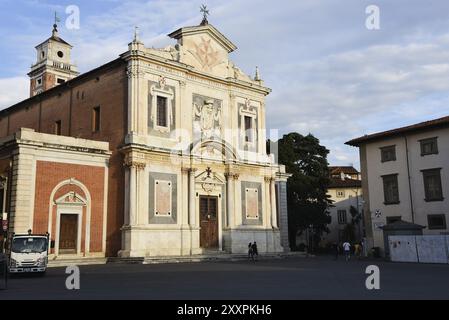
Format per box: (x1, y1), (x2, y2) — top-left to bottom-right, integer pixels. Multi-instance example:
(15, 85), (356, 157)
(259, 101), (267, 155)
(225, 172), (235, 228)
(126, 60), (145, 135)
(270, 178), (278, 229)
(179, 81), (187, 135)
(125, 158), (146, 226)
(232, 173), (242, 226)
(180, 167), (191, 255)
(181, 167), (190, 226)
(228, 93), (237, 151)
(264, 176), (273, 228)
(188, 168), (197, 227)
(129, 164), (136, 226)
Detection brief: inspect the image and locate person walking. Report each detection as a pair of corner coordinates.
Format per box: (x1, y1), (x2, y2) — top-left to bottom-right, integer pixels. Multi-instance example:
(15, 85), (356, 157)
(248, 242), (254, 260)
(342, 241), (351, 261)
(251, 242), (259, 261)
(354, 242), (362, 259)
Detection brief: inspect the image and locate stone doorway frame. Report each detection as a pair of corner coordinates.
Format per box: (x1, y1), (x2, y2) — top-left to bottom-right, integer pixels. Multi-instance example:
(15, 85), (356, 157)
(194, 169), (225, 252)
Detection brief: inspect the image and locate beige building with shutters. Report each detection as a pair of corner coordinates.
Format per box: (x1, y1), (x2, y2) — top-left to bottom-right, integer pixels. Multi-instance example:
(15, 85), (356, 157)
(347, 116), (449, 256)
(322, 166), (363, 245)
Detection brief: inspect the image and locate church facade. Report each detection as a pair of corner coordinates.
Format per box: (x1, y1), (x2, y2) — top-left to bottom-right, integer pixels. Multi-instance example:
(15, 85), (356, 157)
(0, 17), (290, 258)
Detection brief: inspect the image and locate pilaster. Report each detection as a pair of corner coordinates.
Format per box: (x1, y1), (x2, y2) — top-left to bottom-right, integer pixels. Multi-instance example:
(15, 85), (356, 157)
(127, 60), (146, 135)
(124, 155), (146, 226)
(188, 168), (198, 227)
(270, 177), (278, 229)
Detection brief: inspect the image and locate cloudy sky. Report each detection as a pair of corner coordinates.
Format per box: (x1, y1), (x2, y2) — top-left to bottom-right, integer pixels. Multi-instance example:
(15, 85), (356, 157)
(1, 0), (449, 167)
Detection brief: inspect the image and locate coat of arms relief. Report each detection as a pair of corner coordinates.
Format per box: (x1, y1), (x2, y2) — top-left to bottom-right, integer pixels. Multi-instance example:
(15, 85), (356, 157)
(189, 36), (224, 72)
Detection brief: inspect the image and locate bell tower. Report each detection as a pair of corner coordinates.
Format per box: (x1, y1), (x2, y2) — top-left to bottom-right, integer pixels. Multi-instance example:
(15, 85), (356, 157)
(28, 17), (79, 97)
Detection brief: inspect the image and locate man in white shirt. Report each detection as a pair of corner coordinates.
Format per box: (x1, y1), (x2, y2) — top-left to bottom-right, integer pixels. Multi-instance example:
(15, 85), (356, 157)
(342, 241), (351, 261)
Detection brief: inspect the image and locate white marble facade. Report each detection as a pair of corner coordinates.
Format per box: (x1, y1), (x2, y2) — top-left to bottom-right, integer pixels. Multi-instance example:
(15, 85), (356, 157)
(118, 22), (288, 257)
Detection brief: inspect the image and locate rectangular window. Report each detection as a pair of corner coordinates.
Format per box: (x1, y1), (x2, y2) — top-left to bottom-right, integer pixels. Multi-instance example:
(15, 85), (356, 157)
(420, 137), (438, 156)
(54, 120), (62, 136)
(337, 210), (347, 224)
(244, 116), (253, 142)
(156, 96), (168, 128)
(57, 78), (66, 84)
(422, 169), (443, 201)
(336, 190), (345, 198)
(380, 145), (396, 162)
(382, 174), (399, 204)
(427, 214), (447, 230)
(386, 216), (401, 224)
(92, 106), (101, 132)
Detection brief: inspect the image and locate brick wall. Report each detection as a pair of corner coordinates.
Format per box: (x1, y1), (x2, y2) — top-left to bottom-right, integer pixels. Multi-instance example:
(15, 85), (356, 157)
(33, 161), (105, 253)
(0, 59), (128, 256)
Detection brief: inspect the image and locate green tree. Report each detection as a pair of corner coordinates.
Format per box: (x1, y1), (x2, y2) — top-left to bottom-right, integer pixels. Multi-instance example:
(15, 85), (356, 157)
(270, 133), (332, 250)
(349, 205), (361, 225)
(342, 223), (356, 243)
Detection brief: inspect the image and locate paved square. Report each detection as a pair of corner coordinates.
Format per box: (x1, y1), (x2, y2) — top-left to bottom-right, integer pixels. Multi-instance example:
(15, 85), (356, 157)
(1, 257), (448, 300)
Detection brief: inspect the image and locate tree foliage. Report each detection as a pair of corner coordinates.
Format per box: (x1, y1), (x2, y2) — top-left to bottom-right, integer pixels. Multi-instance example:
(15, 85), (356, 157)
(342, 223), (356, 243)
(270, 132), (332, 249)
(349, 205), (362, 225)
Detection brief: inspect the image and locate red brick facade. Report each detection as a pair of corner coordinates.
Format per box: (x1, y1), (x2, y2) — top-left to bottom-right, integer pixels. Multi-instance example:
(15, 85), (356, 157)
(0, 59), (128, 256)
(33, 161), (105, 254)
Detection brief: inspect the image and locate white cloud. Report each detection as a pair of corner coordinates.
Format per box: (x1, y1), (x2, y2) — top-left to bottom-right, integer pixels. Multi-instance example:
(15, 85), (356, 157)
(266, 37), (449, 165)
(0, 77), (29, 109)
(2, 0), (449, 168)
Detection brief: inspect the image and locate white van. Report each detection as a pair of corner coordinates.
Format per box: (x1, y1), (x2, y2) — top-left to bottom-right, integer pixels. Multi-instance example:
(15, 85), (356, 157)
(8, 233), (49, 274)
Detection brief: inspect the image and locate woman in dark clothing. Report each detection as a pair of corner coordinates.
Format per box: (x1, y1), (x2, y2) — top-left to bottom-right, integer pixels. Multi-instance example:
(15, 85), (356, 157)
(251, 242), (258, 260)
(248, 242), (253, 260)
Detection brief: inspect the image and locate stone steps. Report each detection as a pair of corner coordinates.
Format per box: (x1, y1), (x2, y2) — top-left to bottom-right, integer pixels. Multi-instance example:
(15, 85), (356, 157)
(107, 257), (145, 264)
(47, 257), (107, 268)
(142, 252), (304, 264)
(47, 252), (306, 267)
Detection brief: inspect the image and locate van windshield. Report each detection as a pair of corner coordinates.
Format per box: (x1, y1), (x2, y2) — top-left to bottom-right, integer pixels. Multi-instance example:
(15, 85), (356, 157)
(11, 237), (48, 254)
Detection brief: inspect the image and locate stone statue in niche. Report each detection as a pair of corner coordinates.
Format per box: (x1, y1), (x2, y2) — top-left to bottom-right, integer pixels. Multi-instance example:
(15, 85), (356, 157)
(158, 76), (166, 89)
(193, 98), (221, 140)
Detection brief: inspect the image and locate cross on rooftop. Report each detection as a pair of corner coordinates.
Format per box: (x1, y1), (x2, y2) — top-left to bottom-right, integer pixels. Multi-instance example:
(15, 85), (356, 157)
(200, 4), (210, 25)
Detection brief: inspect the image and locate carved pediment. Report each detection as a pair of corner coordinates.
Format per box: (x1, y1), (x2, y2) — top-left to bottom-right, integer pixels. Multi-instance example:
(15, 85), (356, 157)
(54, 191), (87, 206)
(195, 168), (225, 193)
(168, 24), (236, 76)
